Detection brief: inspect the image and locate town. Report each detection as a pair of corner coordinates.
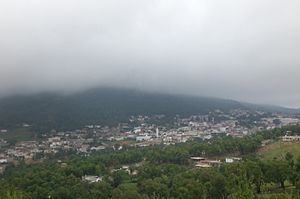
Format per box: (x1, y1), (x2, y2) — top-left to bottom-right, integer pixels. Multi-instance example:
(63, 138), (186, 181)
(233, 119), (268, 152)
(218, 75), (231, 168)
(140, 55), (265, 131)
(0, 108), (299, 175)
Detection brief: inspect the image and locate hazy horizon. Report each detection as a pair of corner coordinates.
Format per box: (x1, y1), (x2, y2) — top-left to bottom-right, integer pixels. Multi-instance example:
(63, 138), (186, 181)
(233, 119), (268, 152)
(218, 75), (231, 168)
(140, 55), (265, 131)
(1, 0), (300, 107)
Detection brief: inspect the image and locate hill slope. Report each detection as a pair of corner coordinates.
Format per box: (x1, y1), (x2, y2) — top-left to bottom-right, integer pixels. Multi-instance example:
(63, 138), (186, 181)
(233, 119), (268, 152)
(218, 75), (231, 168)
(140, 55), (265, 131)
(258, 141), (300, 161)
(0, 88), (243, 130)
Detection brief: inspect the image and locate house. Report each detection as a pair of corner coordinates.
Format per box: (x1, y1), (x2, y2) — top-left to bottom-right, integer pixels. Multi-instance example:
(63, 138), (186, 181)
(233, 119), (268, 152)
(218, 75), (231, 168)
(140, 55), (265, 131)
(201, 160), (222, 167)
(225, 158), (234, 163)
(195, 163), (211, 168)
(48, 137), (61, 143)
(136, 135), (151, 142)
(190, 157), (206, 161)
(225, 157), (242, 163)
(0, 159), (8, 164)
(122, 165), (131, 174)
(82, 175), (102, 183)
(90, 146), (106, 151)
(78, 145), (89, 153)
(191, 157), (222, 168)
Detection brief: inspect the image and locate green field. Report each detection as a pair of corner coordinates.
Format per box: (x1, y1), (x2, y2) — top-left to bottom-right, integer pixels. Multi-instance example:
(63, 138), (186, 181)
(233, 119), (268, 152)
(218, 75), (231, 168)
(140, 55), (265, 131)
(259, 141), (300, 161)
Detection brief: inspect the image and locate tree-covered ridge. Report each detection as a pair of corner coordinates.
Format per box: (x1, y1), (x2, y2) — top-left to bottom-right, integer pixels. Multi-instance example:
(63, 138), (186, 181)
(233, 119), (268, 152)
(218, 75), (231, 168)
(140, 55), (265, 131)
(0, 88), (253, 130)
(1, 125), (300, 198)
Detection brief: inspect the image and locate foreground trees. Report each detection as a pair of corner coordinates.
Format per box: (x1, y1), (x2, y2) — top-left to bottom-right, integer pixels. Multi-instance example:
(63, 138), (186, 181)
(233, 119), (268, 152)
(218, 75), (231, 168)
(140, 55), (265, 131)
(1, 125), (300, 198)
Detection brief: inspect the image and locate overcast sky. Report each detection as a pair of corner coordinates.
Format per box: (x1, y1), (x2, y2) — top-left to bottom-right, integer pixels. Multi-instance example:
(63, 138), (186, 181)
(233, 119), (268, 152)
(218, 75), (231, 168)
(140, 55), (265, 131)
(1, 0), (300, 107)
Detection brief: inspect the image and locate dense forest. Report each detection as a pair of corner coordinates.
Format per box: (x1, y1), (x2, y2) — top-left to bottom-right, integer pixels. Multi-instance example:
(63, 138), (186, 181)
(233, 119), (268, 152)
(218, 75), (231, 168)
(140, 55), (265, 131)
(1, 125), (300, 198)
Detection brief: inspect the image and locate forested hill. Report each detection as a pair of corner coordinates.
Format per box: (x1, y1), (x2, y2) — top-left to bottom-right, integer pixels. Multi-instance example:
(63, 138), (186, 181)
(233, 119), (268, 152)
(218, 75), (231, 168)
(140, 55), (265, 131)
(0, 88), (244, 130)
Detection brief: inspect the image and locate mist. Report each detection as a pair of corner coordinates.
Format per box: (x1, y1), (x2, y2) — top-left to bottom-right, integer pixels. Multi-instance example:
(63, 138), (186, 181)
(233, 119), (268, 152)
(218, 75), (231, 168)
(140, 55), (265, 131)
(1, 0), (300, 107)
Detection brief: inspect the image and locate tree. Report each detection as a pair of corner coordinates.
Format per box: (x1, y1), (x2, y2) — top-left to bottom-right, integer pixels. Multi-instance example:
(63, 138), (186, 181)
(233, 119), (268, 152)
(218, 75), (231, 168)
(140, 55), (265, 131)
(285, 152), (294, 169)
(111, 170), (130, 188)
(265, 161), (290, 189)
(5, 190), (25, 199)
(90, 182), (112, 199)
(139, 178), (168, 199)
(245, 160), (263, 193)
(295, 156), (300, 172)
(228, 179), (255, 199)
(269, 193), (291, 199)
(112, 188), (147, 199)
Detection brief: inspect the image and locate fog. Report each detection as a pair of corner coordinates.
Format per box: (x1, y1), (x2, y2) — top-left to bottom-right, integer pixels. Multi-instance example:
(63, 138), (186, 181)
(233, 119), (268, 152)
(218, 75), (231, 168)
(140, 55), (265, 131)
(1, 0), (300, 107)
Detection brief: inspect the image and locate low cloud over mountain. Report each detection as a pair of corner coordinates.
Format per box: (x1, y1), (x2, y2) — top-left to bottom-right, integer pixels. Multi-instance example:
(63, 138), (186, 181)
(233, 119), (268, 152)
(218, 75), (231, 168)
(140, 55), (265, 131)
(1, 0), (300, 107)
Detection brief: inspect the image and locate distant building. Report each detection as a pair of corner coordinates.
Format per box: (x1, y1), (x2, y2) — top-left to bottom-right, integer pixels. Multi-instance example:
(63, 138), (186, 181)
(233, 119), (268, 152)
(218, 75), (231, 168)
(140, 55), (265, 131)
(0, 159), (8, 164)
(136, 135), (151, 142)
(156, 128), (159, 138)
(225, 158), (234, 163)
(190, 157), (206, 161)
(201, 160), (222, 167)
(90, 146), (106, 151)
(195, 163), (211, 168)
(191, 157), (222, 168)
(48, 137), (61, 142)
(22, 123), (31, 128)
(281, 135), (300, 142)
(225, 157), (241, 163)
(82, 175), (102, 183)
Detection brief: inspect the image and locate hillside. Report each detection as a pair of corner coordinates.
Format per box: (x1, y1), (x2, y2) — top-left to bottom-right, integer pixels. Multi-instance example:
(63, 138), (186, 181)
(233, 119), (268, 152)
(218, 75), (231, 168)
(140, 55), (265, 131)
(0, 88), (244, 130)
(242, 102), (300, 114)
(258, 140), (300, 161)
(0, 88), (298, 131)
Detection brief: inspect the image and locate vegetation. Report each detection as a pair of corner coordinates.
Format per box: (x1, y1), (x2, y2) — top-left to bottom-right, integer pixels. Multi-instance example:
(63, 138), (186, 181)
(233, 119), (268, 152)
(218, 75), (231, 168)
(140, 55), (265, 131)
(1, 125), (300, 198)
(259, 141), (300, 161)
(0, 88), (246, 130)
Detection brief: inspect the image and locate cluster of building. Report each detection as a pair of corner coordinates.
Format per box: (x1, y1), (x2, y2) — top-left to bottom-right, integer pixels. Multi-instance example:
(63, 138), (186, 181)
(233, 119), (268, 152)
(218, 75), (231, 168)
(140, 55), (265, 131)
(82, 164), (141, 184)
(281, 135), (300, 142)
(0, 109), (299, 173)
(191, 156), (242, 168)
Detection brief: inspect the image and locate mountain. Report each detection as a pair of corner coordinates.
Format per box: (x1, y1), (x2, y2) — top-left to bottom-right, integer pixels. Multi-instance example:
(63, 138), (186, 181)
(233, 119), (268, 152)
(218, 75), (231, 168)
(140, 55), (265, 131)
(0, 88), (243, 130)
(0, 88), (298, 131)
(241, 102), (300, 114)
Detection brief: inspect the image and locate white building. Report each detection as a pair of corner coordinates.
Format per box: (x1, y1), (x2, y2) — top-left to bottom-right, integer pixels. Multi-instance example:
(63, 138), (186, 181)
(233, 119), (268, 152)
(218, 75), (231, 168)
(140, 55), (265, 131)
(225, 158), (234, 163)
(82, 175), (102, 183)
(156, 128), (159, 138)
(90, 146), (106, 151)
(0, 159), (8, 164)
(136, 135), (151, 142)
(282, 135), (300, 142)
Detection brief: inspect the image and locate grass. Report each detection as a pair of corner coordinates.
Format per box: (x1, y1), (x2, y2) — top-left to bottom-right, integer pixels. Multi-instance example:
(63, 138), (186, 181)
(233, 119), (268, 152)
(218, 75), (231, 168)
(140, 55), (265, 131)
(257, 140), (300, 198)
(258, 140), (300, 161)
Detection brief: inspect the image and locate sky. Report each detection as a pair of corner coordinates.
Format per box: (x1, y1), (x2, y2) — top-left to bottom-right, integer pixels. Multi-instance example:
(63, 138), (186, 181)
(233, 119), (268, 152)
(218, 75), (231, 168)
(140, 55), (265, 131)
(0, 0), (300, 108)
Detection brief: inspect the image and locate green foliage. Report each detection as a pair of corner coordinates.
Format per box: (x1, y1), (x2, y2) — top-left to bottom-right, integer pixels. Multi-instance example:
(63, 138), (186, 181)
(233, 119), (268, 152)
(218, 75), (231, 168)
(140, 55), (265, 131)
(4, 189), (25, 199)
(228, 180), (256, 199)
(1, 125), (300, 198)
(0, 88), (242, 130)
(269, 193), (292, 199)
(264, 160), (291, 189)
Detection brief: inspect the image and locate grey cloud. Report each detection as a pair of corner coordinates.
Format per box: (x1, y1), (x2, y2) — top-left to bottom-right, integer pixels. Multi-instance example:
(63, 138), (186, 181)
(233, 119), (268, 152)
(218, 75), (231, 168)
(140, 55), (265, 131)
(0, 0), (300, 107)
